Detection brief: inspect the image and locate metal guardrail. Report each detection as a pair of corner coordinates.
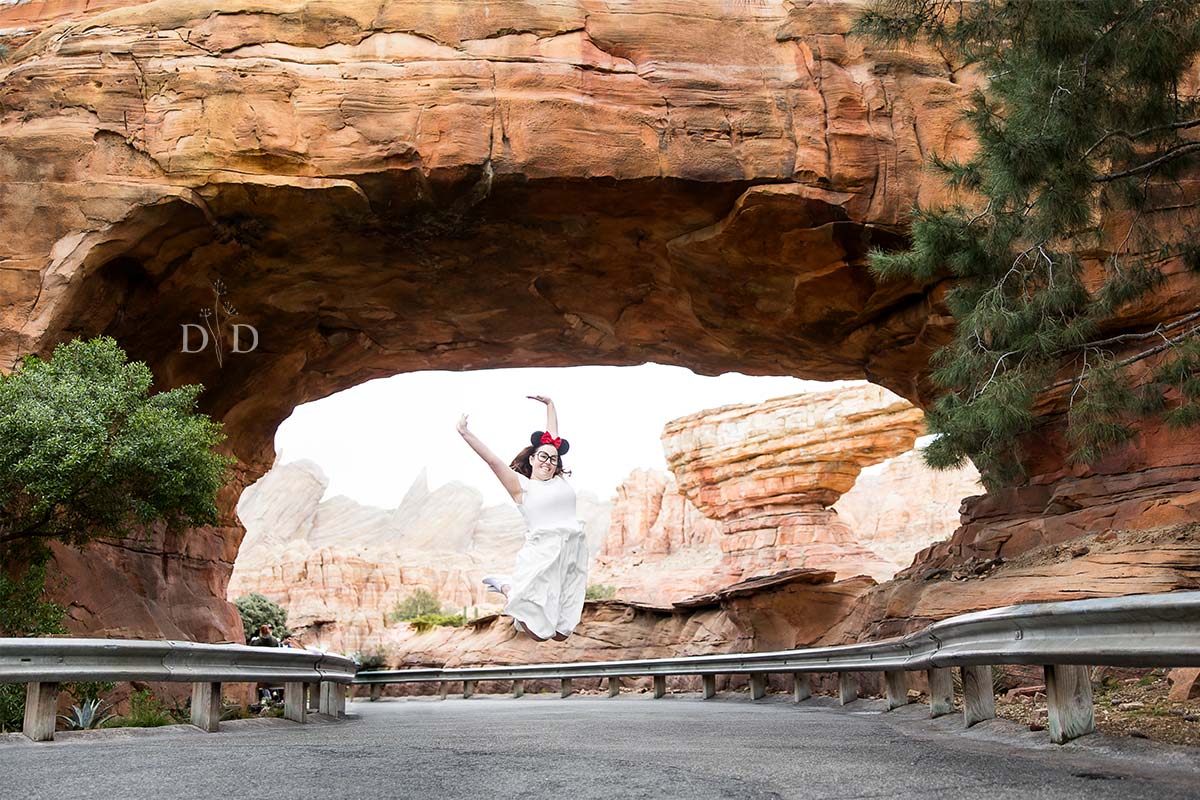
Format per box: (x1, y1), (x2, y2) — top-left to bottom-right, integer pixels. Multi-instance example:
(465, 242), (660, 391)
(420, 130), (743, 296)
(355, 591), (1200, 745)
(0, 639), (359, 741)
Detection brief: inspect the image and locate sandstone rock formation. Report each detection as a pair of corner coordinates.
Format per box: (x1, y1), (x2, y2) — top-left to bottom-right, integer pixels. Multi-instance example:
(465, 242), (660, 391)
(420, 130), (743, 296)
(662, 384), (924, 580)
(834, 446), (981, 570)
(2, 0), (1195, 645)
(228, 458), (611, 653)
(365, 568), (876, 696)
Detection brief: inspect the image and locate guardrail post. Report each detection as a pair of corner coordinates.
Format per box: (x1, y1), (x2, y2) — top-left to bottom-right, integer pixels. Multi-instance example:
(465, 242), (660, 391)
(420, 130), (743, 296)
(190, 681), (222, 732)
(1044, 665), (1096, 744)
(702, 674), (717, 699)
(513, 679), (524, 698)
(793, 673), (811, 702)
(749, 674), (766, 700)
(926, 667), (954, 718)
(307, 682), (320, 712)
(838, 673), (857, 705)
(438, 681), (449, 700)
(961, 666), (995, 727)
(319, 681), (346, 717)
(463, 680), (476, 699)
(653, 675), (667, 698)
(369, 684), (382, 702)
(560, 677), (573, 698)
(23, 682), (58, 742)
(607, 676), (620, 697)
(284, 682), (307, 724)
(884, 671), (909, 711)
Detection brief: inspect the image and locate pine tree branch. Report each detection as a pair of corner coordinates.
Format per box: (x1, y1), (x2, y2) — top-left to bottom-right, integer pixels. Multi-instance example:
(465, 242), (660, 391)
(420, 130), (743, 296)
(1094, 142), (1200, 182)
(1045, 323), (1200, 392)
(1083, 118), (1200, 159)
(1075, 309), (1200, 350)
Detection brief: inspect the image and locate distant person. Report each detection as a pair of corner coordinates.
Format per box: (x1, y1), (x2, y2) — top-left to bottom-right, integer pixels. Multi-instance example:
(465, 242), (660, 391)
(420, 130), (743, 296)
(457, 394), (586, 642)
(249, 623), (280, 647)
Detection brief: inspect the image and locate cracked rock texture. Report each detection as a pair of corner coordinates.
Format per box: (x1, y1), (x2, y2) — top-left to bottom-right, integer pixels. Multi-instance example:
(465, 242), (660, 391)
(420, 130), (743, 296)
(1, 0), (1197, 645)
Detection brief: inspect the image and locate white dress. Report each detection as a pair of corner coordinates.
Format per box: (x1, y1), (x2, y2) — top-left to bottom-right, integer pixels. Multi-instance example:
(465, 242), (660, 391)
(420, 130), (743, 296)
(503, 472), (589, 639)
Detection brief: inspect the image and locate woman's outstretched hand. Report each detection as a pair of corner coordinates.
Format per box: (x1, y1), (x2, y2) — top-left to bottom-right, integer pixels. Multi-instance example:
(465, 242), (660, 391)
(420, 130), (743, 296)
(456, 413), (470, 436)
(527, 395), (553, 405)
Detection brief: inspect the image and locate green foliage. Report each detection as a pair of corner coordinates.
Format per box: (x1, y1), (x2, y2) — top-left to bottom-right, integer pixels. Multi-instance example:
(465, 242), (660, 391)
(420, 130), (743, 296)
(67, 681), (116, 704)
(58, 698), (116, 730)
(855, 1), (1200, 488)
(406, 612), (467, 633)
(0, 335), (235, 556)
(354, 651), (388, 670)
(105, 689), (174, 728)
(0, 558), (68, 733)
(233, 593), (292, 642)
(387, 588), (444, 624)
(584, 584), (617, 600)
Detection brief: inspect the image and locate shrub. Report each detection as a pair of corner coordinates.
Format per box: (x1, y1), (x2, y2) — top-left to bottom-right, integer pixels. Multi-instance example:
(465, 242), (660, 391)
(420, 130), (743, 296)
(354, 651), (388, 671)
(233, 593), (292, 642)
(0, 559), (67, 732)
(585, 584), (616, 600)
(388, 588), (443, 623)
(67, 681), (116, 704)
(105, 689), (174, 728)
(407, 612), (467, 633)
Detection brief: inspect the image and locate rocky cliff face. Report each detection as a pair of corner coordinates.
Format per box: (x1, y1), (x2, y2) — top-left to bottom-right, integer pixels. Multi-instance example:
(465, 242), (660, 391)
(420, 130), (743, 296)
(662, 384), (926, 581)
(2, 0), (1195, 644)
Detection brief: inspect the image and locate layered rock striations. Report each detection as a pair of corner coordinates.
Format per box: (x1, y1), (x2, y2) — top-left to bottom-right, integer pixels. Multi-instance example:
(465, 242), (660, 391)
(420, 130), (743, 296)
(228, 459), (610, 653)
(1, 0), (1195, 644)
(662, 384), (926, 580)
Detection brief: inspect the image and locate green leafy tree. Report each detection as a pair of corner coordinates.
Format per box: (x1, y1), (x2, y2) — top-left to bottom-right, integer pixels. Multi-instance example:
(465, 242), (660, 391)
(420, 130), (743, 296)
(856, 0), (1200, 488)
(0, 559), (68, 731)
(233, 593), (292, 641)
(0, 335), (235, 555)
(387, 588), (443, 624)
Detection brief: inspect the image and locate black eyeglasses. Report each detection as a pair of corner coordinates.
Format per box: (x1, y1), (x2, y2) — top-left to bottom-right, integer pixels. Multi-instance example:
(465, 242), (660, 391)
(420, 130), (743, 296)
(534, 452), (558, 464)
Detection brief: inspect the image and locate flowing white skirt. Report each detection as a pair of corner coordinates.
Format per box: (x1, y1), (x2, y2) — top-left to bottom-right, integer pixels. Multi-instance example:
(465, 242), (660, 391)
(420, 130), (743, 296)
(503, 526), (588, 639)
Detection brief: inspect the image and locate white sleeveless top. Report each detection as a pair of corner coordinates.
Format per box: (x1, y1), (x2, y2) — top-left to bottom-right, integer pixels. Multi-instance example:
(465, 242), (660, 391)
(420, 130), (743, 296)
(515, 473), (582, 532)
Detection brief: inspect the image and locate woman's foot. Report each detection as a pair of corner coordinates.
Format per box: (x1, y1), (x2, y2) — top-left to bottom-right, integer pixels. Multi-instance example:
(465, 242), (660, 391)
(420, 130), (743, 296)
(552, 631), (570, 641)
(482, 575), (510, 596)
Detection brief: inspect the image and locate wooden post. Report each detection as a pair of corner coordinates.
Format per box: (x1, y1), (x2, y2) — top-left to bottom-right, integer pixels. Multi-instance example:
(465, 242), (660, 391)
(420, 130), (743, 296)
(369, 684), (382, 702)
(792, 673), (811, 702)
(283, 681), (307, 724)
(702, 674), (717, 700)
(22, 682), (58, 742)
(1044, 665), (1095, 744)
(927, 667), (954, 718)
(191, 681), (222, 732)
(307, 682), (320, 711)
(653, 675), (667, 698)
(560, 677), (573, 698)
(319, 681), (346, 717)
(438, 681), (449, 700)
(607, 676), (620, 697)
(884, 671), (909, 711)
(838, 672), (858, 705)
(463, 680), (475, 699)
(961, 666), (995, 727)
(749, 673), (766, 700)
(512, 679), (524, 698)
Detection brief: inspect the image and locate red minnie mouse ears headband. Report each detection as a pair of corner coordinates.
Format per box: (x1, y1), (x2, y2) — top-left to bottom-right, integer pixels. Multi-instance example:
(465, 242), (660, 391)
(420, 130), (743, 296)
(531, 430), (569, 455)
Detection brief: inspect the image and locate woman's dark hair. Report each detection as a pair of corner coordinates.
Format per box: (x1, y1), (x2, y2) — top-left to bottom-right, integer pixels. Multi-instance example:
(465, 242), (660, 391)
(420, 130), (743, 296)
(509, 442), (570, 478)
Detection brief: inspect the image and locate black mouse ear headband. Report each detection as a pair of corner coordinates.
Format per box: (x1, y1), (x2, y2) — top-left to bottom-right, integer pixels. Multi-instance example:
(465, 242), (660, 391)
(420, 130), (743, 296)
(531, 430), (569, 455)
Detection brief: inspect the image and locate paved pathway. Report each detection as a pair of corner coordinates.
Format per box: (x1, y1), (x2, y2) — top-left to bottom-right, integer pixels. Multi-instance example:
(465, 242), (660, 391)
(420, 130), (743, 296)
(3, 694), (1199, 799)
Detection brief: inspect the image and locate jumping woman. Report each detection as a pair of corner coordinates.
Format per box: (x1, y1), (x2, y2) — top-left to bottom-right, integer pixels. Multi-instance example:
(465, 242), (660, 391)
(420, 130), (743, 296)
(455, 395), (587, 642)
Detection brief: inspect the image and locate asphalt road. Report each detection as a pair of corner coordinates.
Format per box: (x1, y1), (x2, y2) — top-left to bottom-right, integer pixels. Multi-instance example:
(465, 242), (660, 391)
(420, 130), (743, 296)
(3, 693), (1198, 799)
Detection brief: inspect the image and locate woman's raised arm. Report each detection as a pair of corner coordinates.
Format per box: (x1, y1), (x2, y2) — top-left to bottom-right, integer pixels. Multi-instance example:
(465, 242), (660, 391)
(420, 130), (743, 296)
(527, 395), (558, 437)
(456, 414), (523, 501)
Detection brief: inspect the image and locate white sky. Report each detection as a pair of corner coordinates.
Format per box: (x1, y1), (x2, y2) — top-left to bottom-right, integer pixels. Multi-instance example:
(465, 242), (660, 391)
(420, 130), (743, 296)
(274, 363), (856, 507)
